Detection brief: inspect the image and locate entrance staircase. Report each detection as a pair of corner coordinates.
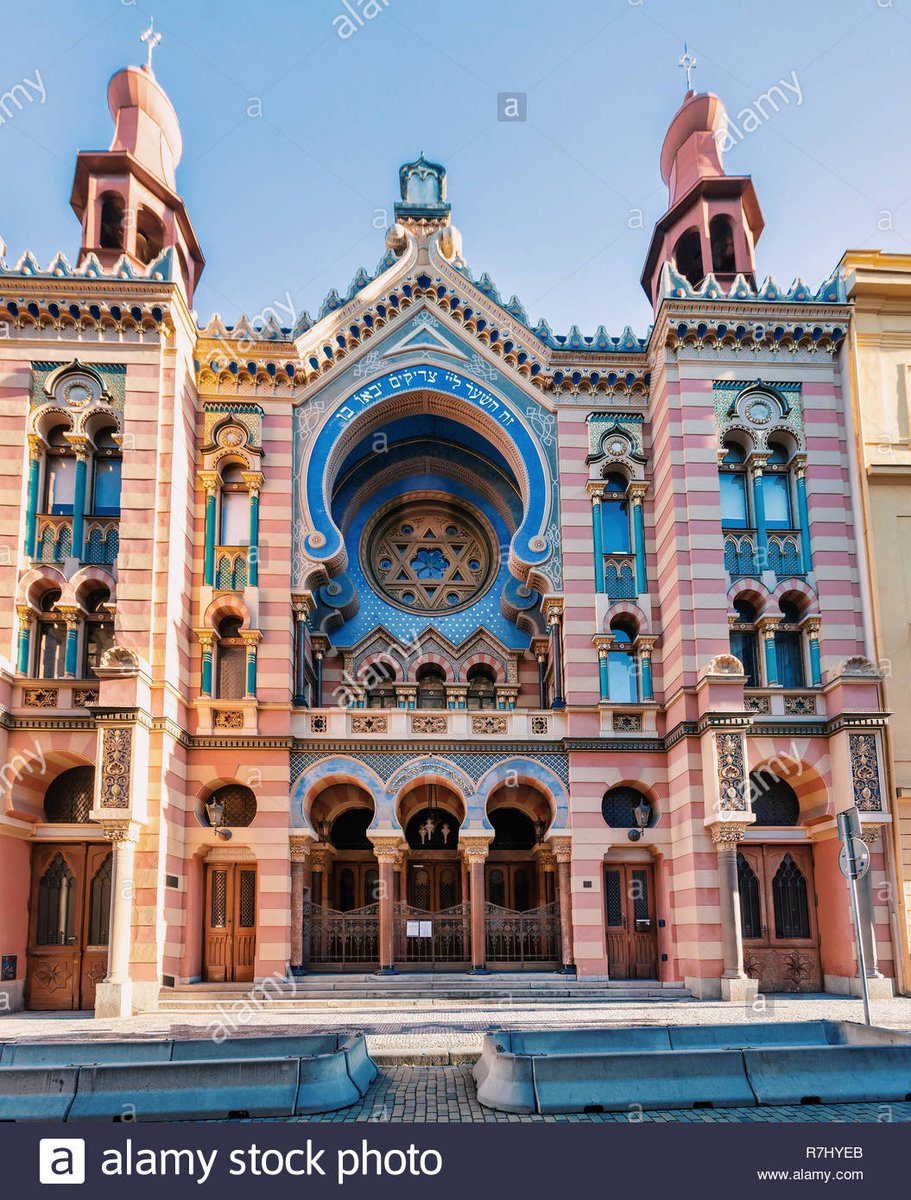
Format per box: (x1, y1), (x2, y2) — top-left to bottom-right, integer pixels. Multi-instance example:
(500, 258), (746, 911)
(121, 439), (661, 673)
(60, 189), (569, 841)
(156, 974), (693, 1013)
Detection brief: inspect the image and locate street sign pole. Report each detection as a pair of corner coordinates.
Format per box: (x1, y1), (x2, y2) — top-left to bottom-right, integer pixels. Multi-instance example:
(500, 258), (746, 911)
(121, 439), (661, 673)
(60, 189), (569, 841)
(837, 808), (872, 1026)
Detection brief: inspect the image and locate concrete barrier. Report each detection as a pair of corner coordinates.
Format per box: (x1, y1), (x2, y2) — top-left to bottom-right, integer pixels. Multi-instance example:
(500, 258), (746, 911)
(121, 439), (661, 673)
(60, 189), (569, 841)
(669, 1021), (831, 1051)
(171, 1034), (338, 1060)
(473, 1042), (537, 1114)
(745, 1045), (911, 1105)
(827, 1021), (911, 1047)
(531, 1049), (756, 1114)
(0, 1067), (79, 1121)
(68, 1057), (301, 1121)
(1, 1041), (173, 1066)
(295, 1048), (361, 1114)
(343, 1033), (378, 1096)
(505, 1027), (672, 1055)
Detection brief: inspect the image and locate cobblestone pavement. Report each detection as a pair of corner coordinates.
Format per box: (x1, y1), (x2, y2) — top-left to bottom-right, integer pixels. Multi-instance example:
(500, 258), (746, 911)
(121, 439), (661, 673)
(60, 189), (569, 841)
(253, 1064), (911, 1124)
(2, 993), (910, 1057)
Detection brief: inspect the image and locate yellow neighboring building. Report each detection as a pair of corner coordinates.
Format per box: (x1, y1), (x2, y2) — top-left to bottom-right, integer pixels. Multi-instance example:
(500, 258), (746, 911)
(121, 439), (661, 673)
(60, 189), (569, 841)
(842, 249), (911, 993)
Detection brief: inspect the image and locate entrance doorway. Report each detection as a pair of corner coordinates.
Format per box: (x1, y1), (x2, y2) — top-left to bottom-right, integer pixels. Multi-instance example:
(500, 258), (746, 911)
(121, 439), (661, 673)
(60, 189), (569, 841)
(26, 843), (112, 1010)
(737, 844), (822, 992)
(604, 862), (659, 980)
(203, 862), (257, 982)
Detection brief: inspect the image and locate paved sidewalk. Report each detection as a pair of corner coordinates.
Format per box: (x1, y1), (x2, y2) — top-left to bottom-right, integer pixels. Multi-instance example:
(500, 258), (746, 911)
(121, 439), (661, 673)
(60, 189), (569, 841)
(250, 1064), (911, 1123)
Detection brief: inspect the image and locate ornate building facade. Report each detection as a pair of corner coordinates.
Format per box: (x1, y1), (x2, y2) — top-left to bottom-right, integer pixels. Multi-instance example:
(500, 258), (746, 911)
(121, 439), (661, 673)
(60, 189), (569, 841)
(0, 61), (902, 1015)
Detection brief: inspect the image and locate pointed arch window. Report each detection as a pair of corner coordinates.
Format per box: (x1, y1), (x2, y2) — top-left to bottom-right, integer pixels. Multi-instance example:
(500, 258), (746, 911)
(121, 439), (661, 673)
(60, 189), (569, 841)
(99, 193), (125, 251)
(736, 852), (762, 940)
(36, 853), (77, 945)
(772, 852), (811, 939)
(601, 472), (631, 553)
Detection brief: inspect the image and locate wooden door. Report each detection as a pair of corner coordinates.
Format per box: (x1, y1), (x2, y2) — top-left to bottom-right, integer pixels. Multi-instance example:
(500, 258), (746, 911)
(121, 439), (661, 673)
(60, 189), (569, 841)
(26, 843), (112, 1010)
(604, 863), (658, 980)
(203, 863), (257, 983)
(485, 863), (536, 911)
(738, 845), (821, 992)
(409, 861), (462, 911)
(334, 862), (380, 911)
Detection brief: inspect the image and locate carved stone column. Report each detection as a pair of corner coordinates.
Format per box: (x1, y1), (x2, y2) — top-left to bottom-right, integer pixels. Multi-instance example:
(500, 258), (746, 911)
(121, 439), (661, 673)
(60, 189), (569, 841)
(462, 839), (490, 973)
(551, 837), (576, 973)
(370, 837), (402, 974)
(710, 821), (758, 1002)
(534, 842), (556, 906)
(289, 836), (311, 973)
(95, 819), (141, 1018)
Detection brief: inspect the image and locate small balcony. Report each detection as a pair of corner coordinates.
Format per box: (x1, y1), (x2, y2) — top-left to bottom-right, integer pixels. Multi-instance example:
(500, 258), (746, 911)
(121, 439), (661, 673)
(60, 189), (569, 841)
(724, 530), (804, 581)
(214, 546), (249, 591)
(12, 679), (100, 711)
(34, 514), (119, 565)
(744, 689), (823, 718)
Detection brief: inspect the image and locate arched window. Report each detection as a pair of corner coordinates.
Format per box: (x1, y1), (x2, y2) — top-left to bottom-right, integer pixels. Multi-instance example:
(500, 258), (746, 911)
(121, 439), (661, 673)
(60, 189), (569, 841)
(466, 665), (496, 710)
(775, 599), (806, 688)
(416, 664), (446, 709)
(207, 783), (257, 827)
(487, 868), (506, 908)
(364, 661), (397, 708)
(729, 599), (759, 688)
(749, 771), (801, 825)
(135, 207), (164, 264)
(99, 193), (125, 251)
(673, 227), (704, 287)
(215, 617), (246, 700)
(219, 464), (249, 546)
(90, 424), (122, 517)
(764, 440), (793, 529)
(35, 588), (66, 680)
(42, 423), (76, 515)
(719, 439), (748, 528)
(44, 766), (95, 823)
(88, 855), (113, 945)
(608, 621), (638, 704)
(83, 587), (114, 678)
(36, 853), (76, 945)
(737, 852), (762, 939)
(601, 786), (654, 828)
(601, 472), (631, 553)
(329, 808), (373, 850)
(489, 807), (537, 850)
(772, 852), (811, 939)
(710, 214), (736, 274)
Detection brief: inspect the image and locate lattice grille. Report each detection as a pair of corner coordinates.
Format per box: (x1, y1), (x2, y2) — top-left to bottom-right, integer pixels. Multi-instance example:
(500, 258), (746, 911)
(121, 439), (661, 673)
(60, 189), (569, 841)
(88, 856), (112, 945)
(737, 853), (762, 940)
(210, 870), (227, 928)
(44, 766), (95, 823)
(773, 853), (810, 939)
(604, 869), (622, 927)
(238, 870), (256, 929)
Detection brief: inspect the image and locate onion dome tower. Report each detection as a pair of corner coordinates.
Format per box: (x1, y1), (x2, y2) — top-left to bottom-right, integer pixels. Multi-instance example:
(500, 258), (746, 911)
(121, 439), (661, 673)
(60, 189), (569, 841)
(69, 42), (204, 299)
(641, 89), (764, 308)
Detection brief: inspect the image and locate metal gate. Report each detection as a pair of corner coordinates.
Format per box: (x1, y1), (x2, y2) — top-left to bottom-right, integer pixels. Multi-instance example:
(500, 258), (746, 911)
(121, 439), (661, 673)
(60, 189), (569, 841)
(484, 902), (562, 968)
(394, 902), (470, 969)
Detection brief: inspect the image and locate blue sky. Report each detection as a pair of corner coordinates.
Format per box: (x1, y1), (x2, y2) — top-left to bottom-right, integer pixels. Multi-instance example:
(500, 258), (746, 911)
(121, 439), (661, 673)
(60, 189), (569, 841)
(1, 0), (909, 337)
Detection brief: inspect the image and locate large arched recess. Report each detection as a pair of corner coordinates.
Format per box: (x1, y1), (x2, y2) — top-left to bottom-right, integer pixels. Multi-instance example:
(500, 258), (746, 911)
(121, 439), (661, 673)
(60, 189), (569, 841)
(295, 368), (554, 592)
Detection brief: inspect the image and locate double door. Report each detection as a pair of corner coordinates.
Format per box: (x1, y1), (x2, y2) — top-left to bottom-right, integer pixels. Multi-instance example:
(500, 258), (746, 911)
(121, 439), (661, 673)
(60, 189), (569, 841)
(26, 843), (112, 1010)
(408, 860), (461, 911)
(737, 844), (822, 992)
(604, 862), (658, 980)
(203, 863), (257, 982)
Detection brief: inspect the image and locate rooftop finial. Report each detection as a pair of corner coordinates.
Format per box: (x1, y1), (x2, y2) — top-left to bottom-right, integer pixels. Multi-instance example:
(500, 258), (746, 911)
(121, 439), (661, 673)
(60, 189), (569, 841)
(140, 17), (162, 73)
(678, 42), (697, 92)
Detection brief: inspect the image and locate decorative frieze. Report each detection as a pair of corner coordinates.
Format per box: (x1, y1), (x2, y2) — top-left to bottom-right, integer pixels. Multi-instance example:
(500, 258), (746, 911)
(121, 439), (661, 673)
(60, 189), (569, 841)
(714, 730), (748, 812)
(213, 709), (244, 730)
(412, 714), (447, 734)
(72, 688), (100, 708)
(352, 714), (388, 734)
(850, 733), (882, 811)
(745, 694), (772, 715)
(23, 687), (58, 708)
(99, 727), (132, 808)
(784, 694), (817, 716)
(612, 712), (643, 732)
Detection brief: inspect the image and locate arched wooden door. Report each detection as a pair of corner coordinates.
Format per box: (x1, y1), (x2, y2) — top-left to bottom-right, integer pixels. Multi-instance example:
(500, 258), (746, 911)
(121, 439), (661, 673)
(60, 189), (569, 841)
(737, 845), (822, 992)
(26, 843), (111, 1010)
(203, 863), (257, 983)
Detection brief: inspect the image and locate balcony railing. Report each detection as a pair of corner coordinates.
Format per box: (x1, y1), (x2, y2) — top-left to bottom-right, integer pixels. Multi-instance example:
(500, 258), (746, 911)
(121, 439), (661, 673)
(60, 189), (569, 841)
(214, 546), (249, 591)
(83, 518), (119, 564)
(603, 553), (637, 599)
(34, 514), (119, 565)
(35, 514), (73, 563)
(724, 529), (803, 580)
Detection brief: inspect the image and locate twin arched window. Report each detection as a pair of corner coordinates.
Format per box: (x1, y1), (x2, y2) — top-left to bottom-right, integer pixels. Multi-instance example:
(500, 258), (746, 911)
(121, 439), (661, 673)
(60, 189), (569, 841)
(416, 664), (446, 709)
(32, 585), (114, 680)
(466, 665), (496, 710)
(41, 418), (121, 524)
(729, 596), (808, 689)
(719, 437), (795, 532)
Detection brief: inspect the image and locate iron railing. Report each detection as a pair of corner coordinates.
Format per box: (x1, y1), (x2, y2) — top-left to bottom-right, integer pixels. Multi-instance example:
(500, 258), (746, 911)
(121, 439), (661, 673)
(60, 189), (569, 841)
(484, 901), (562, 965)
(394, 902), (469, 966)
(302, 901), (379, 968)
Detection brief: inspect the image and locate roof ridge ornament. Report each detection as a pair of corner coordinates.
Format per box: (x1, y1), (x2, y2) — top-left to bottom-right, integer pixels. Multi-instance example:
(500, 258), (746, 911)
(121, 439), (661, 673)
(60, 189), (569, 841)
(140, 17), (162, 75)
(395, 152), (451, 232)
(678, 42), (697, 93)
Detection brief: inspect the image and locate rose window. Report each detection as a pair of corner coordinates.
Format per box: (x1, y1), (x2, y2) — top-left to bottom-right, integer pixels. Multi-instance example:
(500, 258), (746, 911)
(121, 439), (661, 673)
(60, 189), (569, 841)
(363, 500), (497, 614)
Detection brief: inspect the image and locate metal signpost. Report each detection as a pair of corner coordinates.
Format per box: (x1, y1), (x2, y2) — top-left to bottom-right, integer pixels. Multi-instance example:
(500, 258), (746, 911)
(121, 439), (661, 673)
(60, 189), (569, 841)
(836, 806), (872, 1025)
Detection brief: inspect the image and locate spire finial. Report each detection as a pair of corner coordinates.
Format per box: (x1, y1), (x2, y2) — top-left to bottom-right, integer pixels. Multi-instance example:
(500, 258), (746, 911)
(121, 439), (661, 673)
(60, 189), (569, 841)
(678, 42), (697, 92)
(140, 17), (162, 73)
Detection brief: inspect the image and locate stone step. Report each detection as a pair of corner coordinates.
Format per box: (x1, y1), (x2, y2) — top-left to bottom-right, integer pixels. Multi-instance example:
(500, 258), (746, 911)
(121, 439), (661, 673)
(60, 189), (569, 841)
(156, 989), (693, 1010)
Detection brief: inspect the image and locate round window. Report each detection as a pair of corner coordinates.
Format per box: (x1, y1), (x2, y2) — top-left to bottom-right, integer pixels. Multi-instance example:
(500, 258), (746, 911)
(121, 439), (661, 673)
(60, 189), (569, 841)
(362, 499), (497, 614)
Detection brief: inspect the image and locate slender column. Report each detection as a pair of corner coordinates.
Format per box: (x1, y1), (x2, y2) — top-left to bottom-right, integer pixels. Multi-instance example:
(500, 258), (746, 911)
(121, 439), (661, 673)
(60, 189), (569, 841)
(197, 630), (214, 696)
(16, 605), (32, 675)
(587, 482), (605, 593)
(101, 821), (140, 986)
(370, 839), (400, 974)
(289, 837), (311, 973)
(532, 637), (549, 709)
(546, 603), (565, 710)
(750, 457), (769, 567)
(534, 843), (556, 908)
(243, 473), (263, 587)
(463, 841), (490, 973)
(311, 636), (329, 708)
(710, 823), (757, 1001)
(759, 617), (780, 687)
(292, 602), (309, 705)
(794, 458), (813, 573)
(58, 607), (80, 678)
(629, 482), (648, 595)
(594, 637), (610, 702)
(552, 839), (575, 973)
(201, 471), (218, 587)
(242, 630), (261, 698)
(638, 637), (656, 701)
(805, 617), (822, 686)
(69, 444), (89, 561)
(24, 436), (41, 557)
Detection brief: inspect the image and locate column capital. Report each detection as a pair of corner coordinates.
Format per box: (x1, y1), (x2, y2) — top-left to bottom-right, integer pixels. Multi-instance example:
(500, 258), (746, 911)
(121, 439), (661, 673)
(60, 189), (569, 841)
(548, 835), (572, 863)
(198, 469), (220, 496)
(64, 432), (91, 460)
(241, 471), (264, 495)
(592, 635), (612, 658)
(460, 836), (491, 863)
(309, 844), (335, 872)
(56, 605), (82, 630)
(792, 453), (808, 478)
(532, 636), (550, 662)
(240, 629), (263, 648)
(859, 823), (883, 847)
(627, 480), (649, 505)
(636, 635), (658, 657)
(757, 616), (781, 641)
(802, 615), (821, 639)
(544, 598), (564, 626)
(100, 818), (142, 845)
(292, 592), (316, 620)
(289, 834), (314, 862)
(533, 843), (556, 871)
(311, 634), (330, 658)
(749, 453), (769, 477)
(27, 433), (43, 460)
(709, 821), (750, 847)
(16, 603), (37, 625)
(369, 835), (405, 862)
(586, 480), (606, 503)
(195, 627), (215, 650)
